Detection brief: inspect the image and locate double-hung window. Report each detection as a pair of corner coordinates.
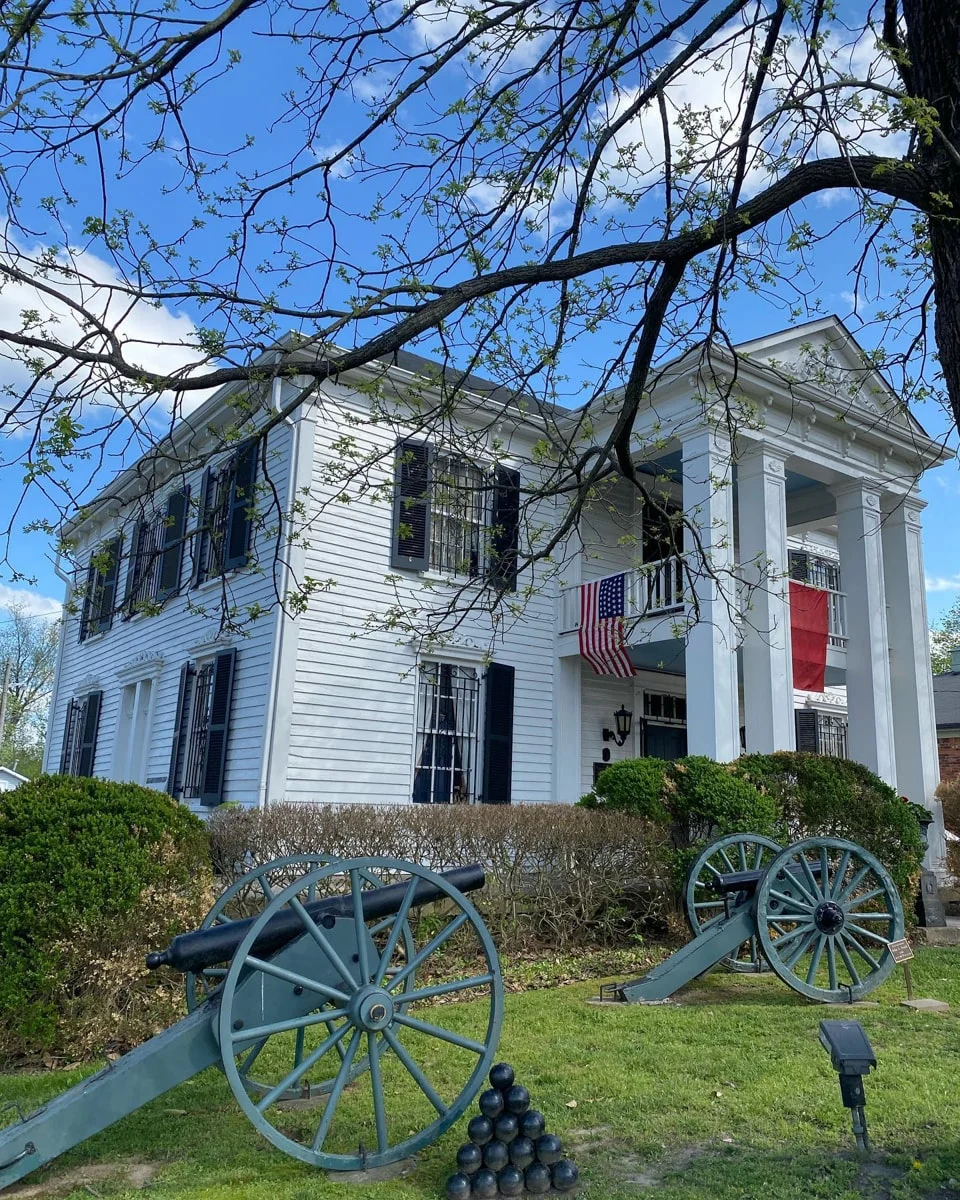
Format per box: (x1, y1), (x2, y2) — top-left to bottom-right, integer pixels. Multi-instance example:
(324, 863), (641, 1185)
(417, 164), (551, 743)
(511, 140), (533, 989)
(193, 442), (257, 586)
(125, 489), (190, 614)
(167, 649), (237, 805)
(390, 439), (520, 590)
(78, 536), (122, 641)
(59, 691), (102, 776)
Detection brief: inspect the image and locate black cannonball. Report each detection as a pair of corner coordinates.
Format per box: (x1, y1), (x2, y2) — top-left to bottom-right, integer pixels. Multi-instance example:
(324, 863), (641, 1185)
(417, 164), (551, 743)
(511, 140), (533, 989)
(551, 1159), (580, 1192)
(524, 1162), (552, 1194)
(496, 1165), (525, 1197)
(478, 1088), (505, 1119)
(456, 1143), (483, 1174)
(519, 1109), (545, 1140)
(493, 1112), (519, 1144)
(446, 1172), (472, 1200)
(471, 1168), (498, 1198)
(488, 1062), (515, 1091)
(504, 1084), (530, 1115)
(508, 1135), (535, 1169)
(467, 1114), (494, 1146)
(482, 1139), (509, 1172)
(535, 1133), (563, 1165)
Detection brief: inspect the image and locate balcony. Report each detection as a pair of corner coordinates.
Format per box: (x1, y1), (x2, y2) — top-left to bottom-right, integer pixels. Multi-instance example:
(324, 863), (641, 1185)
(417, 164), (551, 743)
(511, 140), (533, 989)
(559, 551), (847, 649)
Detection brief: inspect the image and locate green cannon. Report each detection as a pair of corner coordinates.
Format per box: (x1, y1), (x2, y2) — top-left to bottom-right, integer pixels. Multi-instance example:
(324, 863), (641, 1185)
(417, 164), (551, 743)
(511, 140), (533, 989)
(0, 855), (503, 1188)
(604, 835), (905, 1005)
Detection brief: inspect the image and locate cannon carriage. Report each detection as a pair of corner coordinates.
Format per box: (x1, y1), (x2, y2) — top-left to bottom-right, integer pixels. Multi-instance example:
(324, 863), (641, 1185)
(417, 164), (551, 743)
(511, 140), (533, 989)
(0, 854), (504, 1189)
(605, 834), (906, 1005)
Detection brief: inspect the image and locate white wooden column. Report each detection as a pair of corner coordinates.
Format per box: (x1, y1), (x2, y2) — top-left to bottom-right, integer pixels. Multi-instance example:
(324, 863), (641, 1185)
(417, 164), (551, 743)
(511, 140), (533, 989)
(834, 481), (896, 785)
(555, 656), (582, 803)
(737, 443), (794, 752)
(881, 495), (946, 868)
(683, 429), (741, 761)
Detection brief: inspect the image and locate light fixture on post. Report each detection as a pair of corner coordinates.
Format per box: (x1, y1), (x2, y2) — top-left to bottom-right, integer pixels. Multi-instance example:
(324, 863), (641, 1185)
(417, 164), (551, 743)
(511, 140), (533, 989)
(602, 705), (633, 747)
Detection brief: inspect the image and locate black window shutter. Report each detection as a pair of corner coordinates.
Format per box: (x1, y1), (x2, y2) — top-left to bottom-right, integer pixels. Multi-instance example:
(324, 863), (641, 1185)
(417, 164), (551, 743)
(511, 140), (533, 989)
(123, 520), (149, 613)
(59, 699), (79, 773)
(199, 648), (236, 806)
(391, 440), (432, 570)
(76, 691), (102, 777)
(795, 708), (820, 753)
(158, 488), (190, 601)
(192, 468), (212, 586)
(224, 443), (257, 570)
(482, 662), (514, 804)
(94, 536), (122, 633)
(78, 564), (97, 642)
(490, 466), (520, 591)
(789, 551), (809, 582)
(166, 661), (195, 795)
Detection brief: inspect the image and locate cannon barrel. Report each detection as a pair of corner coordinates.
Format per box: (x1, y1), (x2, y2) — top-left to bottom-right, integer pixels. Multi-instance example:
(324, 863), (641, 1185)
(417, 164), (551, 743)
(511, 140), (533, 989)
(146, 863), (485, 974)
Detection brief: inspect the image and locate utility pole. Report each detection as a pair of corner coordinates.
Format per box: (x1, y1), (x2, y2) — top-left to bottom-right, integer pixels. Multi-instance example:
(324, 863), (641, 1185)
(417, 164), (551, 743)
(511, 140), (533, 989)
(0, 659), (11, 749)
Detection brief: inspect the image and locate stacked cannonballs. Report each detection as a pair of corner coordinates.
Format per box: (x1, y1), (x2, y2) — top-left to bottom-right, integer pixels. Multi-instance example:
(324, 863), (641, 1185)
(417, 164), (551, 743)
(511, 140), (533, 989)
(445, 1063), (579, 1197)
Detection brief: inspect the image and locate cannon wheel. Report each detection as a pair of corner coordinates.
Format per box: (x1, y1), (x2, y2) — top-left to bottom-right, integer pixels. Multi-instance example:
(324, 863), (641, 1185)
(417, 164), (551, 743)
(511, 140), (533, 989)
(755, 837), (904, 1003)
(218, 856), (503, 1172)
(188, 855), (415, 1100)
(684, 834), (782, 972)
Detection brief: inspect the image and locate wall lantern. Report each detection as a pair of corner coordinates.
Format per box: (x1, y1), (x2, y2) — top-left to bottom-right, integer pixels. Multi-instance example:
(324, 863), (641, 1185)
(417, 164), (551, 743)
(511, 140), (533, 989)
(602, 706), (633, 747)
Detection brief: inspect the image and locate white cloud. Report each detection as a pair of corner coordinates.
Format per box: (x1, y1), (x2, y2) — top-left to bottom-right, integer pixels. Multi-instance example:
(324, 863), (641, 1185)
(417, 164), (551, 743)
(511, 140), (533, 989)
(0, 243), (214, 427)
(0, 584), (62, 617)
(925, 575), (960, 594)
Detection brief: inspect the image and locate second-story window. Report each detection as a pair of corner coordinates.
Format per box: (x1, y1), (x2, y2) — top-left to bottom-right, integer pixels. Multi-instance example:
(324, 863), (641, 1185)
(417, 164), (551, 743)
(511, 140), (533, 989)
(390, 439), (520, 590)
(124, 489), (189, 615)
(78, 536), (123, 641)
(193, 443), (257, 586)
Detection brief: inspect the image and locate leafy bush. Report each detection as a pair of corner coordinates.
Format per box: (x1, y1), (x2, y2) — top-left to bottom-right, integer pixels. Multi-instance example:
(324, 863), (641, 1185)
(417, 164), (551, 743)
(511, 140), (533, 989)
(579, 757), (669, 820)
(0, 775), (212, 1061)
(208, 802), (669, 952)
(734, 752), (924, 899)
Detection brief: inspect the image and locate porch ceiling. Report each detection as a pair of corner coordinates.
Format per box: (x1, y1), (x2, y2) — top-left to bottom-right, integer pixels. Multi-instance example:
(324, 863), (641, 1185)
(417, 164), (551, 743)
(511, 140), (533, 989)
(628, 639), (685, 675)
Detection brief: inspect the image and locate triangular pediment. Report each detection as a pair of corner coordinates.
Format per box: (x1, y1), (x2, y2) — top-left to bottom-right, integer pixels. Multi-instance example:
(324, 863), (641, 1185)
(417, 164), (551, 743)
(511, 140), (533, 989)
(734, 316), (922, 434)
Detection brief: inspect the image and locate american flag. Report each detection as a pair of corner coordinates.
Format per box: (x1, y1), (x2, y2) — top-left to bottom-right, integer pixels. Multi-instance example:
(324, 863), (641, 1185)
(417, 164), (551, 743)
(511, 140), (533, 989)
(579, 573), (637, 677)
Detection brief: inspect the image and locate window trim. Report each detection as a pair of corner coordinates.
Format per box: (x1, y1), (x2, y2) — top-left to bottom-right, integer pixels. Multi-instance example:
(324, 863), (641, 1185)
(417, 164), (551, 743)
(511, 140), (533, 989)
(412, 659), (483, 805)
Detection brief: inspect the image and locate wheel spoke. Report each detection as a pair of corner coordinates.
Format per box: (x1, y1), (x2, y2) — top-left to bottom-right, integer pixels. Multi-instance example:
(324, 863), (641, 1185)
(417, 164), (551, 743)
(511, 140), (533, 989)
(245, 954), (350, 1004)
(819, 846), (831, 900)
(799, 854), (822, 901)
(392, 1011), (486, 1054)
(388, 911), (470, 991)
(294, 1026), (306, 1071)
(382, 1026), (447, 1115)
(368, 1032), (389, 1154)
(836, 863), (872, 905)
(781, 868), (818, 908)
(233, 1006), (350, 1046)
(718, 849), (736, 873)
(260, 877), (275, 902)
(239, 1038), (268, 1078)
(845, 921), (895, 945)
(255, 1021), (352, 1113)
(312, 1028), (362, 1153)
(767, 888), (813, 915)
(835, 936), (862, 987)
(845, 911), (894, 921)
(826, 938), (838, 991)
(846, 888), (887, 912)
(350, 869), (372, 984)
(375, 877), (418, 986)
(784, 928), (818, 970)
(694, 899), (725, 910)
(841, 931), (882, 972)
(397, 973), (494, 1006)
(289, 895), (355, 984)
(829, 850), (851, 900)
(767, 922), (815, 951)
(806, 934), (827, 985)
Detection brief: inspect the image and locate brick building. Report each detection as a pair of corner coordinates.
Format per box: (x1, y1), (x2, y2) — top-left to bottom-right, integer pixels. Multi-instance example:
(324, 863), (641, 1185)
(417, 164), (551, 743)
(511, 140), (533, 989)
(934, 649), (960, 781)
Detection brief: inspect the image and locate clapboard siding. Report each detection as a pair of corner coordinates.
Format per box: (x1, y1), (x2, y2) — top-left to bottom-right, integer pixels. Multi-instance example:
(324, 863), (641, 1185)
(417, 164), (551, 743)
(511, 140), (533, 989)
(45, 421), (294, 808)
(580, 476), (639, 582)
(282, 386), (556, 805)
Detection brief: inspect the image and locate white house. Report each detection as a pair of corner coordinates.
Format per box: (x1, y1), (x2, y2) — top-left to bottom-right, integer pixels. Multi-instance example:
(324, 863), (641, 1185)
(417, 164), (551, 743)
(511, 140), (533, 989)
(43, 317), (949, 863)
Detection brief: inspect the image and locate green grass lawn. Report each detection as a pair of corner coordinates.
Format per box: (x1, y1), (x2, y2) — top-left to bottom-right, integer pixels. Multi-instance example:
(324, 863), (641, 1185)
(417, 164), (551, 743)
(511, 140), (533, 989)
(2, 948), (959, 1200)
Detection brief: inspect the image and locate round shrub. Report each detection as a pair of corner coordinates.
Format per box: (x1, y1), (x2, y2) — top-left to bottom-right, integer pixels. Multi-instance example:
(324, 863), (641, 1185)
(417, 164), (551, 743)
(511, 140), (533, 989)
(0, 775), (212, 1060)
(734, 752), (924, 899)
(579, 757), (669, 821)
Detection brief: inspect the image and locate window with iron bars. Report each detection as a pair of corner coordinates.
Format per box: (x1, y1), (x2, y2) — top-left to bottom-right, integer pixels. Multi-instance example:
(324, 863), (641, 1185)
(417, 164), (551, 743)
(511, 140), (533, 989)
(179, 662), (215, 800)
(60, 697), (87, 777)
(194, 466), (232, 586)
(126, 514), (166, 613)
(816, 712), (848, 758)
(643, 692), (687, 724)
(412, 662), (481, 803)
(789, 549), (841, 592)
(429, 457), (488, 578)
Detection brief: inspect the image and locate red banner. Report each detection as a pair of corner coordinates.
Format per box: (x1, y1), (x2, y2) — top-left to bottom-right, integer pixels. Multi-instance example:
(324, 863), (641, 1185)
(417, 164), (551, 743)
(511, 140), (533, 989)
(789, 581), (829, 692)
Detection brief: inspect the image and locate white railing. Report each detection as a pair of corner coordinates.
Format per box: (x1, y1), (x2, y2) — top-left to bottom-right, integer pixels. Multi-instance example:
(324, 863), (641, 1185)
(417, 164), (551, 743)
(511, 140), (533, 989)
(559, 554), (847, 651)
(559, 556), (687, 634)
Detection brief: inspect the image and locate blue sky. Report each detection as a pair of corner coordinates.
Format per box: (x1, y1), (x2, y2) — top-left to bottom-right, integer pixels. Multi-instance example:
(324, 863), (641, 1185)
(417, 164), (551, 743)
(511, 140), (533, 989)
(0, 0), (957, 626)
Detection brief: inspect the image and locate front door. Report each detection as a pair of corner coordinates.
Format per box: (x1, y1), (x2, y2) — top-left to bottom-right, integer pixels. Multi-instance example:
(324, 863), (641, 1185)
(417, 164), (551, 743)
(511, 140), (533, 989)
(645, 723), (687, 761)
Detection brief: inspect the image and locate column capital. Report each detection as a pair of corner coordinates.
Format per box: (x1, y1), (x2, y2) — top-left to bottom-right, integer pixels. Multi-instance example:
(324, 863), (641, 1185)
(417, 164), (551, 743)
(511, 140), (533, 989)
(736, 440), (786, 480)
(833, 479), (882, 513)
(681, 425), (733, 462)
(882, 492), (927, 523)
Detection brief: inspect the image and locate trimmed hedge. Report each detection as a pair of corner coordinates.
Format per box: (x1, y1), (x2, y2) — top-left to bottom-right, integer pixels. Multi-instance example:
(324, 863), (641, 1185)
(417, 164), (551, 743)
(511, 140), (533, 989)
(580, 752), (924, 904)
(0, 775), (213, 1061)
(208, 802), (669, 952)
